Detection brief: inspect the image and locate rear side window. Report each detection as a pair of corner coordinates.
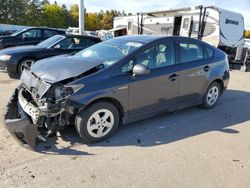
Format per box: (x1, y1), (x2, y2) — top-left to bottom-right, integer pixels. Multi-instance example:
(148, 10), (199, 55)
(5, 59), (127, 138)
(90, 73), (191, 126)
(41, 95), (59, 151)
(179, 42), (204, 63)
(79, 38), (97, 48)
(44, 30), (58, 38)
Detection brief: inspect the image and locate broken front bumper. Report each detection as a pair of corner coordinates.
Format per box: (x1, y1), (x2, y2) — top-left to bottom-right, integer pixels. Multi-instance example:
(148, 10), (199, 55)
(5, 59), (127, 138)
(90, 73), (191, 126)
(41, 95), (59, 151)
(3, 88), (43, 150)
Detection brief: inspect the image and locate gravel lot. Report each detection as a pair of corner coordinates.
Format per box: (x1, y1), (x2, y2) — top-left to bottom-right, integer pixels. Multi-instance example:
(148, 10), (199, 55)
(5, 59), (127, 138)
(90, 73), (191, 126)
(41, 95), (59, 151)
(0, 71), (250, 188)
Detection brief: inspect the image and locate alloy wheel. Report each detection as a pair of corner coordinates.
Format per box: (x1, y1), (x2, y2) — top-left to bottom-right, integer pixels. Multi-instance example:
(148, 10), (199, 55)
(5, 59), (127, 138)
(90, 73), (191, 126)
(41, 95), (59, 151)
(20, 59), (35, 72)
(207, 86), (219, 106)
(86, 109), (114, 138)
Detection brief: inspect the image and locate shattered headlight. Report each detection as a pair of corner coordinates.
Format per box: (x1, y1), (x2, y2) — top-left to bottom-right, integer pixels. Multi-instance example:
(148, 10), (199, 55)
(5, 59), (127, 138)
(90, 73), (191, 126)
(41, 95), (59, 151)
(54, 84), (85, 100)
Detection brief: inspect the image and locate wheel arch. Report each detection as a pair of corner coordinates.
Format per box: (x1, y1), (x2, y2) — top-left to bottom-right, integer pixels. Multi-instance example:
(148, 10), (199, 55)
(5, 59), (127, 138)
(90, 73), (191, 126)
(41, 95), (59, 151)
(82, 97), (124, 120)
(203, 78), (224, 96)
(210, 78), (224, 93)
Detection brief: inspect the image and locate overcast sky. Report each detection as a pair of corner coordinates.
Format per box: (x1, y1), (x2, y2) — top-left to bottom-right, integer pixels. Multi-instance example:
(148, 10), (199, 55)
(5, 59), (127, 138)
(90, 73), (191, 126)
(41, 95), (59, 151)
(51, 0), (250, 29)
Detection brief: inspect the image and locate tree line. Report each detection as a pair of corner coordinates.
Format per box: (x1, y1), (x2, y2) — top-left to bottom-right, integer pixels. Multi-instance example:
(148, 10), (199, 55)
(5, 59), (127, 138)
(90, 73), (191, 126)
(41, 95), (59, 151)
(245, 31), (250, 39)
(0, 0), (131, 30)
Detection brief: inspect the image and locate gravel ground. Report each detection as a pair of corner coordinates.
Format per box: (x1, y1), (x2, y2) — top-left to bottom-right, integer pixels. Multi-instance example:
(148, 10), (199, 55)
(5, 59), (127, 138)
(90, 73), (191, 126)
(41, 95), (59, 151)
(0, 70), (250, 188)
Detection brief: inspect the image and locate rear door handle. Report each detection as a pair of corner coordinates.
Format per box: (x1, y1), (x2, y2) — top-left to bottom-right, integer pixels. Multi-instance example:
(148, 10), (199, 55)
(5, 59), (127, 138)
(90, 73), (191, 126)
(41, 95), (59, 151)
(169, 74), (179, 81)
(203, 65), (211, 72)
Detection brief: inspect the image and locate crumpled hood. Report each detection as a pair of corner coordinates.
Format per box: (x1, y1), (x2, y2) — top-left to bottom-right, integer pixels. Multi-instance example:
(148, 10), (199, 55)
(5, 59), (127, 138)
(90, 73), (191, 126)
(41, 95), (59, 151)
(30, 55), (104, 83)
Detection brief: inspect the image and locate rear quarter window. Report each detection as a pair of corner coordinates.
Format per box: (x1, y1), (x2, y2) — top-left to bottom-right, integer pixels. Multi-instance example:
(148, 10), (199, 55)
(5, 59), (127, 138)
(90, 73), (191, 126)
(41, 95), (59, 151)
(204, 46), (214, 59)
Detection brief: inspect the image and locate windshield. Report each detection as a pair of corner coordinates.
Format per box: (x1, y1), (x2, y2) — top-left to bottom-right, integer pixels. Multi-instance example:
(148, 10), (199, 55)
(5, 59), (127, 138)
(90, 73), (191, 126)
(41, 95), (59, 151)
(37, 35), (65, 47)
(10, 29), (26, 36)
(75, 38), (143, 68)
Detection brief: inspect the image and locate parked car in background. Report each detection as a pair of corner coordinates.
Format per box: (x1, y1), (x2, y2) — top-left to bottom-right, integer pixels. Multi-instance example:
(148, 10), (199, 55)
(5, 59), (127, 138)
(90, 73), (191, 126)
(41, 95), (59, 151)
(0, 27), (65, 49)
(0, 34), (101, 78)
(0, 30), (17, 36)
(4, 35), (230, 149)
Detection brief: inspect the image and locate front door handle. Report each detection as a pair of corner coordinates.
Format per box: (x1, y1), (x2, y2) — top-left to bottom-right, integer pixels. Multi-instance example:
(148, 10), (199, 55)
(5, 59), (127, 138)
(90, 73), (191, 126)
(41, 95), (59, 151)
(203, 65), (211, 72)
(169, 74), (179, 81)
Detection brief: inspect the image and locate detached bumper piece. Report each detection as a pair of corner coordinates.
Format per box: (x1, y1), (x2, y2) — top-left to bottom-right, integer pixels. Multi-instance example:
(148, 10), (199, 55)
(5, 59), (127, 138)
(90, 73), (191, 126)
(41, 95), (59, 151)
(4, 89), (44, 150)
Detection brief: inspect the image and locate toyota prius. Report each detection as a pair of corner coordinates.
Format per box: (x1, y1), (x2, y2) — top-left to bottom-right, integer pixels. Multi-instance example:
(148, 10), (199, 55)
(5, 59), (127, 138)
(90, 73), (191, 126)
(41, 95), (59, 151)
(4, 35), (230, 149)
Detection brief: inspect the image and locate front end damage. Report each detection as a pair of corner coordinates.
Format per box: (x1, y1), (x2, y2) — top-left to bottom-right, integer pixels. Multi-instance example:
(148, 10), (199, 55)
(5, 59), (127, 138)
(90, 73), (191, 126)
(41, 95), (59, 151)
(4, 70), (83, 150)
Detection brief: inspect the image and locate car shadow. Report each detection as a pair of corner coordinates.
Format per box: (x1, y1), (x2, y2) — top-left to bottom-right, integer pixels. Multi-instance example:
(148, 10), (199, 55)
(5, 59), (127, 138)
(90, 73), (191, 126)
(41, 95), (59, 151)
(36, 89), (250, 154)
(36, 131), (95, 156)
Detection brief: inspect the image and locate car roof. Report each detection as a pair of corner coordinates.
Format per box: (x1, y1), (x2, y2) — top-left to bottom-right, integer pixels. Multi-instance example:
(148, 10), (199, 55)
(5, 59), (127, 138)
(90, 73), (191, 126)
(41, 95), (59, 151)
(62, 34), (100, 39)
(116, 35), (167, 43)
(114, 35), (214, 47)
(23, 27), (65, 31)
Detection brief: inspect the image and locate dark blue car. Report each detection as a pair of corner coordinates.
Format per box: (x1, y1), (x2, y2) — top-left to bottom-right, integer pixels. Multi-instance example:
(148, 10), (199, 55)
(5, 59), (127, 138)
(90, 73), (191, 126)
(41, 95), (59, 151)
(4, 35), (230, 149)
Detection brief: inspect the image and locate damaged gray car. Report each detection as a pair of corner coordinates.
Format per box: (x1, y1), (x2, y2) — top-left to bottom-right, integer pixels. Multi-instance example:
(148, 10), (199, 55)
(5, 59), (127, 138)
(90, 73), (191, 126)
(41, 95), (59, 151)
(4, 35), (230, 149)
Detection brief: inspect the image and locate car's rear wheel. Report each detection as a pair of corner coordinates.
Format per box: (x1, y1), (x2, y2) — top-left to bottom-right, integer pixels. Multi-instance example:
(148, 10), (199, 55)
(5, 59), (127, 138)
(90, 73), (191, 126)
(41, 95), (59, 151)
(202, 82), (221, 109)
(18, 58), (35, 76)
(75, 102), (120, 143)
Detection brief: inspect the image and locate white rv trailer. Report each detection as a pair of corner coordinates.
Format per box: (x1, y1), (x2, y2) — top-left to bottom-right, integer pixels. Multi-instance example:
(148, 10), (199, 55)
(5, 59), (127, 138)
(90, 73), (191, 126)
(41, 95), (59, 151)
(113, 6), (244, 50)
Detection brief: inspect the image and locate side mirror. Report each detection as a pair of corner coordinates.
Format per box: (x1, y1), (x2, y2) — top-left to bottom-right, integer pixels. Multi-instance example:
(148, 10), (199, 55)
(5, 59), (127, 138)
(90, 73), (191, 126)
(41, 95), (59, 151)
(132, 64), (150, 76)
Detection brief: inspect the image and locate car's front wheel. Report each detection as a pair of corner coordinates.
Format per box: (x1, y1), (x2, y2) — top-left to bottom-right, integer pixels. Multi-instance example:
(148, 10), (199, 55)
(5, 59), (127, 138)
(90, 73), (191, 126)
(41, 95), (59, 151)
(202, 82), (221, 109)
(75, 102), (120, 143)
(18, 58), (35, 76)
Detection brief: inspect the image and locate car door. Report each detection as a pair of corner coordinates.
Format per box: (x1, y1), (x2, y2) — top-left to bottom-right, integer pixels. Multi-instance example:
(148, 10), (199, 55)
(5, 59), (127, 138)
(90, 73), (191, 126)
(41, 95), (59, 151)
(125, 39), (179, 119)
(18, 29), (42, 45)
(176, 38), (212, 105)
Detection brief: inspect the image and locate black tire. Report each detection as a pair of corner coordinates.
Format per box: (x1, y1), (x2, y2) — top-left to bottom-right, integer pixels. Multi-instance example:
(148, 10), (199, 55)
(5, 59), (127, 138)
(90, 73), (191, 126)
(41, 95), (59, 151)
(75, 102), (120, 144)
(18, 58), (35, 76)
(201, 82), (221, 109)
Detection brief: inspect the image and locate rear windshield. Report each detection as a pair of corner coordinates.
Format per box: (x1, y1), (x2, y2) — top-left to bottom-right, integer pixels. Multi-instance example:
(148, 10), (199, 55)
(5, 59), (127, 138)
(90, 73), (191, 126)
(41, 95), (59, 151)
(37, 35), (65, 47)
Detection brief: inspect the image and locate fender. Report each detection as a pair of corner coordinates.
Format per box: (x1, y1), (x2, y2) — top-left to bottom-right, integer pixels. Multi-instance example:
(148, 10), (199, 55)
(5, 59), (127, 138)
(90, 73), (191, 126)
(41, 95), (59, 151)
(69, 86), (129, 114)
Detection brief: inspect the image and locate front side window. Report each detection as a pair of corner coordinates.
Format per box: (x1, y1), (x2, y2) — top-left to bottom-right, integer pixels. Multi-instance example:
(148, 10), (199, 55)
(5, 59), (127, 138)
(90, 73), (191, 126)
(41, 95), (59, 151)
(179, 42), (204, 63)
(22, 29), (41, 38)
(122, 42), (175, 72)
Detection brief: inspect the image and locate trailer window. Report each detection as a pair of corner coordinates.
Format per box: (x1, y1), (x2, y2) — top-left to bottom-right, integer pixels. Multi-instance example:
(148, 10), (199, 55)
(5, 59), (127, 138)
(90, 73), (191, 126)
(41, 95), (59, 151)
(183, 18), (190, 29)
(128, 22), (132, 31)
(192, 22), (199, 33)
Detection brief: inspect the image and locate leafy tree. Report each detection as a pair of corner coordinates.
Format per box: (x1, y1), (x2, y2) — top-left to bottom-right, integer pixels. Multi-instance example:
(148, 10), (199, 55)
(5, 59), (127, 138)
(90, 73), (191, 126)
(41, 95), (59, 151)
(69, 4), (79, 27)
(0, 0), (131, 30)
(26, 0), (42, 26)
(41, 3), (65, 28)
(41, 0), (49, 5)
(245, 30), (250, 39)
(0, 0), (28, 25)
(85, 13), (100, 30)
